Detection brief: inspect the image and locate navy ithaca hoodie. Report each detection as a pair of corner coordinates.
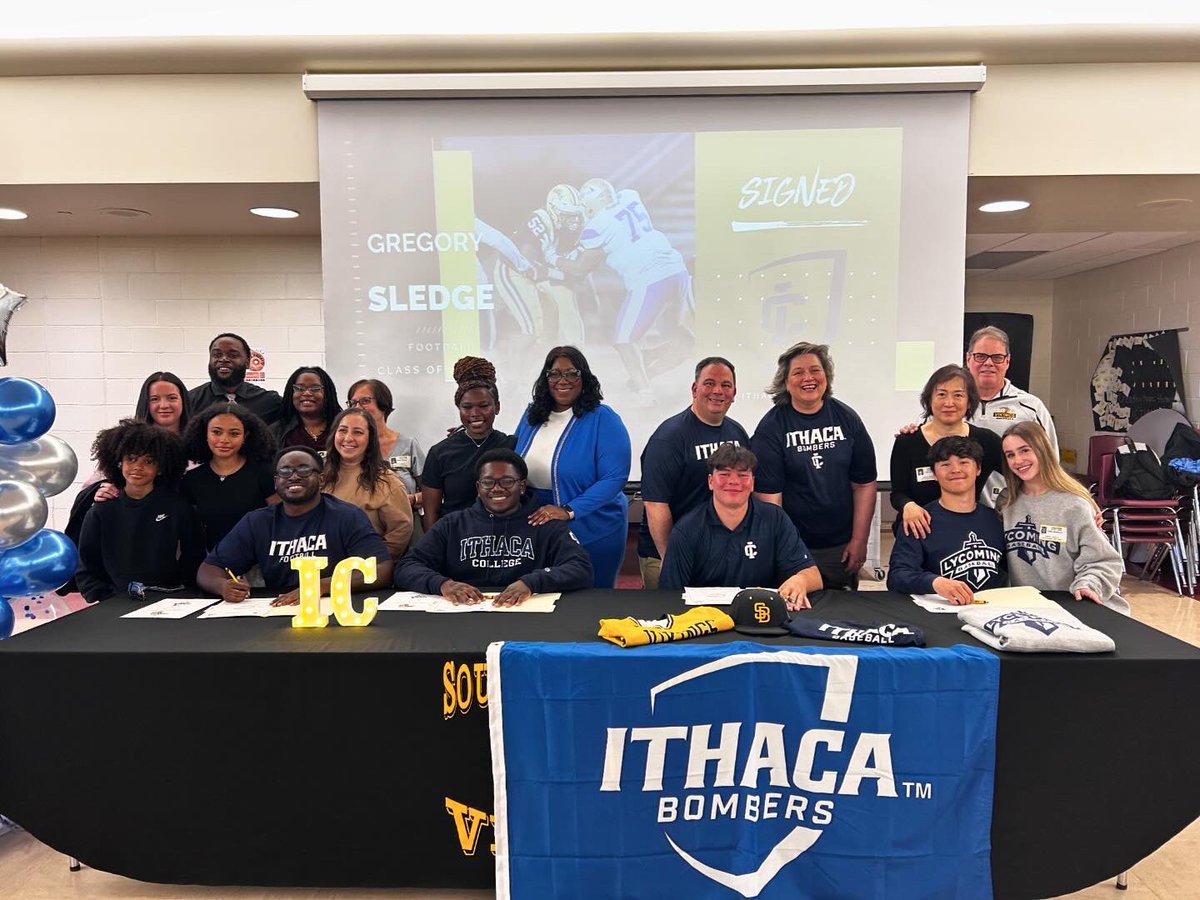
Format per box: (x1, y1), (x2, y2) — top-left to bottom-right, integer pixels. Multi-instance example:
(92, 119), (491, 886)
(393, 493), (594, 595)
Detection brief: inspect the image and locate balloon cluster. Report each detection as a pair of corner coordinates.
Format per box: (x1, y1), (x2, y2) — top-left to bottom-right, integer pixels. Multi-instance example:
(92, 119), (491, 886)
(0, 377), (79, 640)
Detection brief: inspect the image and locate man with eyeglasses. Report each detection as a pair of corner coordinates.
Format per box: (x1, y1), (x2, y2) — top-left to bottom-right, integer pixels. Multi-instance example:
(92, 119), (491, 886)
(394, 449), (592, 606)
(188, 332), (283, 425)
(637, 357), (750, 589)
(659, 444), (822, 611)
(965, 326), (1058, 455)
(197, 447), (391, 605)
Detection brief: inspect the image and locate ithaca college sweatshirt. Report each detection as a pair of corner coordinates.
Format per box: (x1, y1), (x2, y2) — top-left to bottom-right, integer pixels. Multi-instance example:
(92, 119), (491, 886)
(393, 493), (593, 594)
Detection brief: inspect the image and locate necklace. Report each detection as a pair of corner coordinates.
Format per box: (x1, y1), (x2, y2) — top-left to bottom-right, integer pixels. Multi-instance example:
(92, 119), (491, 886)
(465, 431), (490, 449)
(304, 423), (325, 441)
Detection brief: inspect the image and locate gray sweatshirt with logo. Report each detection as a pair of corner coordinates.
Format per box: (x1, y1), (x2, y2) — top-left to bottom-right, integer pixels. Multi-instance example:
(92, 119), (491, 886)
(1001, 490), (1129, 614)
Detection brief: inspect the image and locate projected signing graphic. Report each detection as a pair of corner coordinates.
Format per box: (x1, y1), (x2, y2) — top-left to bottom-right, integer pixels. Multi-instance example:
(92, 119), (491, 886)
(318, 95), (968, 476)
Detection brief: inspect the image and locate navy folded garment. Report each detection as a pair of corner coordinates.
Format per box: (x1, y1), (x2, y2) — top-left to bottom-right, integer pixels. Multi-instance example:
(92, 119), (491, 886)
(786, 617), (926, 646)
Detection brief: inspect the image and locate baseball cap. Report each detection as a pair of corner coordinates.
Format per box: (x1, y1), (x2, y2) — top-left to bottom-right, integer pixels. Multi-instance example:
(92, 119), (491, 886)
(731, 588), (791, 636)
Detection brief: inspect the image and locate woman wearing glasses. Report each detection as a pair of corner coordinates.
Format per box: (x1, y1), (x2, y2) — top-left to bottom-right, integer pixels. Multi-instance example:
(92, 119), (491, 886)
(514, 346), (632, 588)
(346, 378), (426, 539)
(273, 367), (341, 454)
(322, 408), (413, 560)
(421, 357), (514, 531)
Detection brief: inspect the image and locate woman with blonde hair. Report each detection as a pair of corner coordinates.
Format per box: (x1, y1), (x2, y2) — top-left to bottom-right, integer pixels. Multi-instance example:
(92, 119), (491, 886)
(999, 421), (1128, 613)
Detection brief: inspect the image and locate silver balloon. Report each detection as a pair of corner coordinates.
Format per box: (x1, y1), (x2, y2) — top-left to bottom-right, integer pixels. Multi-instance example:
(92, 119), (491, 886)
(0, 480), (48, 549)
(0, 435), (79, 497)
(0, 285), (27, 367)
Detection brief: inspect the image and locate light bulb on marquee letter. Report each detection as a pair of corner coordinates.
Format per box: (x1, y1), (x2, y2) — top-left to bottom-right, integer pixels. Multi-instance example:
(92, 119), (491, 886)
(330, 556), (378, 627)
(290, 556), (329, 628)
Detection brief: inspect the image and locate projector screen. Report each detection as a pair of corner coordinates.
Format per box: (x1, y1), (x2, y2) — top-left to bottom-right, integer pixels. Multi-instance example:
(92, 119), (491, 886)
(317, 92), (970, 478)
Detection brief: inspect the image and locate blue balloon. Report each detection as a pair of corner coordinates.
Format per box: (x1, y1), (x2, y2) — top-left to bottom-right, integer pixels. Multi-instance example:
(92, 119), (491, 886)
(0, 597), (12, 639)
(0, 378), (55, 445)
(0, 529), (77, 597)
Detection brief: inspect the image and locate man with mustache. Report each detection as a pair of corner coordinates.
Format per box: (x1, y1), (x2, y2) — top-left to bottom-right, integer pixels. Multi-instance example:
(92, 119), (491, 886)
(188, 332), (284, 425)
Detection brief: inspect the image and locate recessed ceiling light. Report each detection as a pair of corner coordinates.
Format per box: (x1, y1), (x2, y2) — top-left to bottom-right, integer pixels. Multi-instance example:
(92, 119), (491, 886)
(98, 207), (151, 218)
(250, 207), (300, 219)
(1137, 198), (1194, 211)
(0, 208), (28, 221)
(979, 200), (1031, 213)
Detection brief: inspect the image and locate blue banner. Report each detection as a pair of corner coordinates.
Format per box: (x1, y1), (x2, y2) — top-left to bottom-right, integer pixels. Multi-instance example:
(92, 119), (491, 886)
(488, 641), (998, 899)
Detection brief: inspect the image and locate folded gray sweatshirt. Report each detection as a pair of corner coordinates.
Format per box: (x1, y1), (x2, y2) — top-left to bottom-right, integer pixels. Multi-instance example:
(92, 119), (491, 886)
(1001, 490), (1130, 614)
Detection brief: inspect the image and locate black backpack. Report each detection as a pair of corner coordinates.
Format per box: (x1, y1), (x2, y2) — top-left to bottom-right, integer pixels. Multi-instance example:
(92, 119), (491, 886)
(1161, 421), (1200, 489)
(1113, 439), (1176, 500)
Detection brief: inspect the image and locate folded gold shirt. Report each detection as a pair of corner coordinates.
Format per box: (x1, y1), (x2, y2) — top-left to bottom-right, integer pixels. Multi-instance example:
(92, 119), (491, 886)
(597, 607), (735, 648)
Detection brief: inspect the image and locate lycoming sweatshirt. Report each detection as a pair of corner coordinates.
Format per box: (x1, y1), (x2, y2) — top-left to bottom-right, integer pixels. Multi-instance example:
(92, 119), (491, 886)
(1001, 490), (1130, 614)
(393, 493), (593, 594)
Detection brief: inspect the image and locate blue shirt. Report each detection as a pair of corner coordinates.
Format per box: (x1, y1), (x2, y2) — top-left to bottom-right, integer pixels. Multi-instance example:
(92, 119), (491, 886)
(659, 497), (815, 590)
(205, 494), (388, 592)
(637, 407), (750, 559)
(751, 398), (876, 549)
(886, 501), (1006, 595)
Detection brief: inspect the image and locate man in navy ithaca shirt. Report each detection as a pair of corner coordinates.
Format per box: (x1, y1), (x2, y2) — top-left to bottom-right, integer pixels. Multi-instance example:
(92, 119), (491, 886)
(659, 444), (823, 611)
(197, 447), (391, 605)
(886, 436), (1006, 604)
(638, 356), (750, 589)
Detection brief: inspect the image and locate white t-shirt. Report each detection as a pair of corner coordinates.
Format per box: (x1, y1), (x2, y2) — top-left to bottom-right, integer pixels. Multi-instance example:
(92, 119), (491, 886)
(524, 409), (573, 490)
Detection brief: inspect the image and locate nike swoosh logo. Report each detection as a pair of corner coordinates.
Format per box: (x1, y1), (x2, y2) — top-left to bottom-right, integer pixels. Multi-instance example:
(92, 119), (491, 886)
(155, 514), (167, 522)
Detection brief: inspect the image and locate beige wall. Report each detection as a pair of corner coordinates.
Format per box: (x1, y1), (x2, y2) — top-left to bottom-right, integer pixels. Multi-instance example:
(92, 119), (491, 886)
(1050, 241), (1200, 472)
(0, 75), (317, 185)
(970, 64), (1200, 175)
(4, 63), (1200, 185)
(0, 235), (324, 526)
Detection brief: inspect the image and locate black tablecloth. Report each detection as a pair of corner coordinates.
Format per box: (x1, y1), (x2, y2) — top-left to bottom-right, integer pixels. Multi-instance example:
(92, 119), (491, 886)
(1, 589), (1198, 899)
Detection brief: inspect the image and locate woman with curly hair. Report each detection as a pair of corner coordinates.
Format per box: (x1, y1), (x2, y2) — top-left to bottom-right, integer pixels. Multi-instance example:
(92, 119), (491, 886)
(181, 403), (279, 551)
(272, 366), (341, 454)
(421, 356), (515, 530)
(322, 407), (413, 559)
(514, 345), (631, 587)
(76, 420), (204, 602)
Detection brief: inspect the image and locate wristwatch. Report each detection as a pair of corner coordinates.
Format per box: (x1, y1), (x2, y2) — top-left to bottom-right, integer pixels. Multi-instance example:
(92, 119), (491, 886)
(562, 505), (575, 520)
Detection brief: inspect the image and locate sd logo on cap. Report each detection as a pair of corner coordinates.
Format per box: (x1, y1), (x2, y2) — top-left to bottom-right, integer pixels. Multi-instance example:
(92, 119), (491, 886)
(731, 588), (791, 636)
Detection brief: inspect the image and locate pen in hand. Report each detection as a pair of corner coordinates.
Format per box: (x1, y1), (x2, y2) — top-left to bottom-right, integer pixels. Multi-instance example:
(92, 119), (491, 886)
(223, 569), (250, 603)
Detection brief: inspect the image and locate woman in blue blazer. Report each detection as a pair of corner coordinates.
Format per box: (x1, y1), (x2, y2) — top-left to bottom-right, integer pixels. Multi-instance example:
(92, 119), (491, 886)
(515, 346), (631, 588)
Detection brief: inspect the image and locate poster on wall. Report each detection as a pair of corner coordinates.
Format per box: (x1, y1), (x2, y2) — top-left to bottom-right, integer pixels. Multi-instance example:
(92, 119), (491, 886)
(1091, 329), (1186, 431)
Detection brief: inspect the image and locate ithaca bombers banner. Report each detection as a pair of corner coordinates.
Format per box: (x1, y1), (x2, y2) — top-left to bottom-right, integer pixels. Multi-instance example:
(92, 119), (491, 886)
(488, 641), (998, 899)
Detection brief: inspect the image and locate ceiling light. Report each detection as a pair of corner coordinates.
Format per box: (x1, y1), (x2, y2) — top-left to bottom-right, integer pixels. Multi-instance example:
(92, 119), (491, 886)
(978, 200), (1030, 213)
(1137, 198), (1194, 211)
(99, 207), (151, 218)
(250, 207), (300, 219)
(0, 208), (28, 221)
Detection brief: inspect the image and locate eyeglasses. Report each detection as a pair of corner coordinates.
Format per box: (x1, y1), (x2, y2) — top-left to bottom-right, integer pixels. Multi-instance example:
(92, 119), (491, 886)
(969, 352), (1009, 365)
(275, 465), (318, 478)
(348, 396), (374, 407)
(292, 384), (324, 395)
(546, 369), (582, 383)
(479, 476), (521, 490)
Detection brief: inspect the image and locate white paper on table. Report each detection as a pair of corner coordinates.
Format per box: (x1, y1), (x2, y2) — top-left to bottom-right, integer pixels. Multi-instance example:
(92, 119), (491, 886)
(378, 591), (559, 613)
(198, 596), (333, 619)
(122, 597), (221, 619)
(911, 585), (1060, 615)
(682, 587), (741, 606)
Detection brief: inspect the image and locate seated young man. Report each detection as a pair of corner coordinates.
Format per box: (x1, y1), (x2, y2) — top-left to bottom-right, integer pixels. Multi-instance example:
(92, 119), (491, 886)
(76, 420), (205, 602)
(393, 449), (593, 606)
(658, 444), (822, 611)
(197, 447), (392, 605)
(887, 435), (1006, 604)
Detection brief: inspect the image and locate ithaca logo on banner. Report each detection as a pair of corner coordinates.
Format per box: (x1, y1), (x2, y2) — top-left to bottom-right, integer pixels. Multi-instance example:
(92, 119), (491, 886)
(489, 641), (998, 900)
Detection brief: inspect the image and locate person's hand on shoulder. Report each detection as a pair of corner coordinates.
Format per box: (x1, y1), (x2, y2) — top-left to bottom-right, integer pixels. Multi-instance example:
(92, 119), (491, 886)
(529, 505), (570, 526)
(94, 482), (119, 503)
(901, 502), (932, 539)
(493, 580), (532, 607)
(894, 422), (920, 437)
